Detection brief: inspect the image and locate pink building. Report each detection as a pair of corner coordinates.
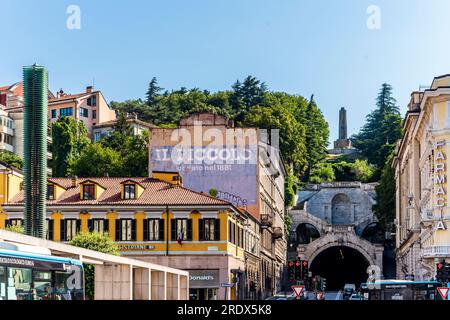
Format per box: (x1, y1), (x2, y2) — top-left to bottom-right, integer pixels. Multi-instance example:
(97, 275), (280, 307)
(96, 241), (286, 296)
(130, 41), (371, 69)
(49, 86), (116, 137)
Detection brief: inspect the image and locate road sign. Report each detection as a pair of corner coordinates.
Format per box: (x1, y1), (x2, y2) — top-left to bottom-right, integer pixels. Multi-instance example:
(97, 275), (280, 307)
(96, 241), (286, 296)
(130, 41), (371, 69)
(437, 287), (449, 299)
(291, 285), (305, 298)
(221, 283), (233, 288)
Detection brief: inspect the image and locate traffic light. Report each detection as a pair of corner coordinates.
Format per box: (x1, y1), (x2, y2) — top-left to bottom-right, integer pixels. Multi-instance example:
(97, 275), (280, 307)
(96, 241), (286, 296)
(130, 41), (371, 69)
(321, 278), (327, 292)
(301, 260), (309, 280)
(288, 261), (295, 280)
(436, 261), (450, 284)
(295, 260), (302, 280)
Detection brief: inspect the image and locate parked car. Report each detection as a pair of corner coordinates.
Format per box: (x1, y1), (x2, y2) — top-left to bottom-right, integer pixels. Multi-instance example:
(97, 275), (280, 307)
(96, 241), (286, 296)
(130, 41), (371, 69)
(343, 284), (356, 300)
(349, 293), (363, 300)
(266, 291), (296, 300)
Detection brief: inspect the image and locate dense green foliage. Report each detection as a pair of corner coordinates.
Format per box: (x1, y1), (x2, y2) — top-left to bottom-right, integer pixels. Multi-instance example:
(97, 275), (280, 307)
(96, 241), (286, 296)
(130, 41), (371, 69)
(351, 83), (403, 178)
(0, 150), (23, 170)
(69, 232), (120, 300)
(372, 152), (396, 231)
(5, 224), (24, 234)
(52, 113), (148, 178)
(309, 159), (375, 183)
(111, 76), (330, 208)
(52, 117), (90, 177)
(351, 83), (403, 230)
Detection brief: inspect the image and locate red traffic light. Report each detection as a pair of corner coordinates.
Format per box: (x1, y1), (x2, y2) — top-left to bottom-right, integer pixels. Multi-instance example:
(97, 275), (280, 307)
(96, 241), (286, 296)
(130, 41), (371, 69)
(302, 261), (308, 267)
(437, 263), (444, 270)
(295, 261), (301, 267)
(288, 261), (294, 267)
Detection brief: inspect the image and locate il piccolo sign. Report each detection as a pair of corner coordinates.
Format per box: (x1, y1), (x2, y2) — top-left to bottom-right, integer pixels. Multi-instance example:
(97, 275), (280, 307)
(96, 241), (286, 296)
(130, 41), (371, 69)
(435, 140), (447, 208)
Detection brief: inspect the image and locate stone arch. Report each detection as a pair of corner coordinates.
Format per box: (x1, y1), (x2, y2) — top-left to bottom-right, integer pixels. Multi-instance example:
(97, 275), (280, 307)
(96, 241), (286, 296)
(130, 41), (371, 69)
(331, 193), (351, 225)
(309, 240), (376, 267)
(295, 223), (321, 244)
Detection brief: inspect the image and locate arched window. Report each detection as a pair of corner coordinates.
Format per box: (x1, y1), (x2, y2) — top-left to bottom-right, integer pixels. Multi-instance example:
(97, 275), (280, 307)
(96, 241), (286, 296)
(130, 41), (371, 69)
(296, 223), (320, 244)
(331, 193), (351, 225)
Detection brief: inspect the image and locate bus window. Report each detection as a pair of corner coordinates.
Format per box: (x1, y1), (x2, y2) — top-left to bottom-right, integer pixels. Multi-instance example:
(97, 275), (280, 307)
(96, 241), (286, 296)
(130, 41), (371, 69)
(7, 267), (32, 300)
(33, 271), (53, 300)
(0, 267), (6, 300)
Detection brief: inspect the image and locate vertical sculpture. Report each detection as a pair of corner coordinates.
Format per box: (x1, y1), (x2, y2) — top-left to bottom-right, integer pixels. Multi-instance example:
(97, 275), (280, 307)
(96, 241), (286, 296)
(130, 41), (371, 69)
(23, 64), (48, 238)
(339, 107), (347, 140)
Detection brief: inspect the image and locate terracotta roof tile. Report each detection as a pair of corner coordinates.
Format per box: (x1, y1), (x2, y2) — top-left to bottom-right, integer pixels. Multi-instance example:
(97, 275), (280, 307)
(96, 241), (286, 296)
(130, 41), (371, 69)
(8, 177), (230, 206)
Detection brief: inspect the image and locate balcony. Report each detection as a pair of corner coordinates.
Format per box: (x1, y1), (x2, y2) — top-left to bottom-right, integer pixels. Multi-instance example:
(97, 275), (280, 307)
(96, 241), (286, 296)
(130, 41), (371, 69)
(423, 245), (450, 257)
(260, 214), (274, 228)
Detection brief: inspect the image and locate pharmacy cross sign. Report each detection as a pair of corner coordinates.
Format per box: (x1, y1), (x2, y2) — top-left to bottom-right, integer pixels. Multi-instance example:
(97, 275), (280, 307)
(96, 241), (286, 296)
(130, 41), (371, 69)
(437, 287), (449, 300)
(291, 285), (305, 298)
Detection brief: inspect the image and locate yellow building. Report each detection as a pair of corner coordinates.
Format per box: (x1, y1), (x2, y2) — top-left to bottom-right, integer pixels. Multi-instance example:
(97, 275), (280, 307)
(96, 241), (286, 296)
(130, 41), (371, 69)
(1, 175), (260, 300)
(0, 160), (23, 229)
(394, 74), (450, 280)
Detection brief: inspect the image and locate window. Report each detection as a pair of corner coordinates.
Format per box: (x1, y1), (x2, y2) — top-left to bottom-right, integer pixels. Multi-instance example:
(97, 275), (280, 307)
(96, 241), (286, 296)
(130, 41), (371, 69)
(228, 221), (236, 244)
(61, 219), (80, 241)
(60, 107), (73, 117)
(2, 133), (12, 145)
(199, 218), (220, 241)
(47, 184), (55, 200)
(6, 218), (23, 228)
(92, 110), (97, 119)
(82, 184), (95, 200)
(117, 219), (135, 241)
(123, 184), (136, 199)
(93, 132), (101, 142)
(7, 267), (32, 300)
(79, 107), (88, 118)
(144, 219), (164, 241)
(46, 219), (54, 240)
(87, 95), (97, 107)
(171, 219), (192, 241)
(89, 219), (108, 233)
(51, 109), (57, 118)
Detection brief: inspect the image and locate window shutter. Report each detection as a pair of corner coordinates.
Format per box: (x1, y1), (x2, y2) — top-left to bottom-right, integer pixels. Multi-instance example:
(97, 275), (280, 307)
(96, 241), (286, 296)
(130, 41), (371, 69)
(131, 220), (136, 241)
(171, 219), (176, 241)
(60, 220), (66, 241)
(47, 219), (54, 240)
(115, 220), (121, 241)
(76, 220), (81, 234)
(143, 219), (149, 241)
(199, 219), (204, 241)
(187, 219), (192, 241)
(159, 219), (164, 241)
(104, 219), (109, 235)
(214, 219), (220, 241)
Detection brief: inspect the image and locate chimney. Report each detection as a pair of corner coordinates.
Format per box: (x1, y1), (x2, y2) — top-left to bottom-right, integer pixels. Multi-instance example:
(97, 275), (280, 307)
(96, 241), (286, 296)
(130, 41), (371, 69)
(86, 86), (93, 93)
(57, 89), (64, 98)
(72, 176), (79, 187)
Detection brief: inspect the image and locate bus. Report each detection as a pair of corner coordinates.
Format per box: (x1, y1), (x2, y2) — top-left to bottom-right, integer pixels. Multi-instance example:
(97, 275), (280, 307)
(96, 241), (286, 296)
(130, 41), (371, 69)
(360, 280), (440, 300)
(0, 242), (84, 300)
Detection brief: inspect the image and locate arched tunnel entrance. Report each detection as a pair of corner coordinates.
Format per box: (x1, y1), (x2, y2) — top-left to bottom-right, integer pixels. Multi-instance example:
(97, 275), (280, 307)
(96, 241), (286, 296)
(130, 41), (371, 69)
(309, 246), (370, 291)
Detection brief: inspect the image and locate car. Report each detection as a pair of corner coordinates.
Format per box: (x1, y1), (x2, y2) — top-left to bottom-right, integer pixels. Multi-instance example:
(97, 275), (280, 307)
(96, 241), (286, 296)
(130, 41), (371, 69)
(349, 293), (363, 300)
(265, 291), (296, 300)
(343, 283), (356, 300)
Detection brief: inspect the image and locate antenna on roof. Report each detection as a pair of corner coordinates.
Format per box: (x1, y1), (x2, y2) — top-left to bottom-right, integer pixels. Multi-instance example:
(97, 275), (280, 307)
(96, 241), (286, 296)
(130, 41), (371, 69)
(93, 77), (95, 88)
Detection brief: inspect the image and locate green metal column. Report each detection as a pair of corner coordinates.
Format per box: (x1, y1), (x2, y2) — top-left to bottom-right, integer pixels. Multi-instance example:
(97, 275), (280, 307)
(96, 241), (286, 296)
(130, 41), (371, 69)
(23, 64), (48, 238)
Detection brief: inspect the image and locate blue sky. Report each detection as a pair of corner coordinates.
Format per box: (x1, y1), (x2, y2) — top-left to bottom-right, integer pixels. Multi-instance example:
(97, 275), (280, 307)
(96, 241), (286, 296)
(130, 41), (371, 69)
(1, 0), (450, 146)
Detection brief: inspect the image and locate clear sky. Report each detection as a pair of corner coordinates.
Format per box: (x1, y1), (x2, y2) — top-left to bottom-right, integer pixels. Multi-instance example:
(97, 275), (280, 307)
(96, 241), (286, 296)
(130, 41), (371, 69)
(2, 0), (450, 146)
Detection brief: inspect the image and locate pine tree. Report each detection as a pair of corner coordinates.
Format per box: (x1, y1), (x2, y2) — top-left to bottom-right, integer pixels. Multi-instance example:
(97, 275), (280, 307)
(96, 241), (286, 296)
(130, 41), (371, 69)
(352, 83), (403, 177)
(146, 77), (163, 107)
(303, 95), (329, 180)
(373, 152), (396, 231)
